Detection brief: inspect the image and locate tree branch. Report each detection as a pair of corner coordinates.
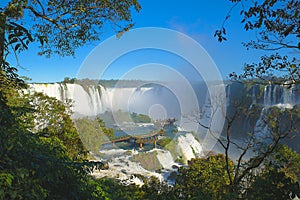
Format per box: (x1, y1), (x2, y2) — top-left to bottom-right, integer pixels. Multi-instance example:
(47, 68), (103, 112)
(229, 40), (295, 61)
(23, 5), (63, 29)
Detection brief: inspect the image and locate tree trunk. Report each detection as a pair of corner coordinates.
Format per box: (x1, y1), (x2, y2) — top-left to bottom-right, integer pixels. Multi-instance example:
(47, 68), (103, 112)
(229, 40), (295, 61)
(0, 12), (5, 69)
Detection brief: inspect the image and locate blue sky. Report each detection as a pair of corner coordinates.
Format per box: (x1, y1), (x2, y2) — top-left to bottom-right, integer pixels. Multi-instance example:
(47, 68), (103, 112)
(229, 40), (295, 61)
(10, 0), (268, 83)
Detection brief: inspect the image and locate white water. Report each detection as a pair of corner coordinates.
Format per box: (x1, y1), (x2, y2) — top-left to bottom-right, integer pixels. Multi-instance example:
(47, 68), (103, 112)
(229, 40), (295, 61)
(90, 133), (204, 185)
(93, 149), (163, 186)
(26, 82), (300, 187)
(28, 83), (109, 115)
(177, 133), (204, 162)
(254, 108), (272, 144)
(28, 83), (186, 120)
(29, 83), (299, 112)
(262, 84), (298, 108)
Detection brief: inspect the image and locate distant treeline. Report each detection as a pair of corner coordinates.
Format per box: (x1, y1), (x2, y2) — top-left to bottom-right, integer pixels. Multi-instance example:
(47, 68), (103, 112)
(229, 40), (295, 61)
(61, 77), (156, 88)
(99, 110), (152, 125)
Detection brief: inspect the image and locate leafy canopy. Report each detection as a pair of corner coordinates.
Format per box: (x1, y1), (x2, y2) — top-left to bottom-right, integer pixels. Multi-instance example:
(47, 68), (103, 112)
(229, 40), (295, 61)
(215, 0), (299, 84)
(1, 0), (141, 58)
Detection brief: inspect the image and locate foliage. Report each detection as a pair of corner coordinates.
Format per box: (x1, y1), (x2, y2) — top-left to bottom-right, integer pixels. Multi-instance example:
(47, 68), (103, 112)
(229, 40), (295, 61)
(96, 117), (115, 139)
(264, 145), (300, 183)
(243, 168), (300, 200)
(62, 77), (77, 84)
(210, 1), (300, 198)
(29, 92), (87, 160)
(131, 112), (152, 123)
(96, 178), (142, 200)
(1, 0), (299, 199)
(163, 139), (184, 163)
(0, 0), (145, 199)
(61, 78), (157, 88)
(241, 145), (300, 199)
(216, 0), (299, 51)
(157, 138), (172, 147)
(99, 110), (152, 125)
(1, 0), (141, 57)
(229, 53), (299, 84)
(171, 149), (300, 199)
(75, 117), (114, 153)
(174, 154), (235, 200)
(140, 176), (174, 200)
(211, 100), (299, 195)
(0, 84), (107, 199)
(96, 177), (174, 200)
(216, 0), (299, 85)
(98, 79), (154, 88)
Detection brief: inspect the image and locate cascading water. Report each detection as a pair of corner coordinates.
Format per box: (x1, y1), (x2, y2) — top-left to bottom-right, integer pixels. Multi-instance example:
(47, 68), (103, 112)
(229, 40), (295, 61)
(28, 82), (298, 143)
(212, 82), (300, 151)
(264, 85), (272, 106)
(27, 82), (299, 184)
(254, 108), (272, 144)
(261, 84), (298, 108)
(177, 133), (204, 162)
(252, 85), (257, 104)
(28, 82), (299, 111)
(28, 83), (183, 119)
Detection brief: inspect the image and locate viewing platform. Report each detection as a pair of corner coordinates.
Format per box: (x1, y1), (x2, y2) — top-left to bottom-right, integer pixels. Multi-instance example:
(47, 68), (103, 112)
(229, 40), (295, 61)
(101, 129), (164, 148)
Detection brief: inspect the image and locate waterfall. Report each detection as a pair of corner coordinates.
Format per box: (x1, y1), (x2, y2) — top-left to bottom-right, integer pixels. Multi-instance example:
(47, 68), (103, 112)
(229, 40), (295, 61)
(252, 85), (257, 104)
(28, 82), (298, 133)
(281, 84), (296, 106)
(28, 82), (198, 121)
(260, 84), (297, 108)
(254, 108), (271, 143)
(264, 85), (272, 106)
(28, 83), (144, 116)
(177, 133), (204, 162)
(29, 83), (298, 111)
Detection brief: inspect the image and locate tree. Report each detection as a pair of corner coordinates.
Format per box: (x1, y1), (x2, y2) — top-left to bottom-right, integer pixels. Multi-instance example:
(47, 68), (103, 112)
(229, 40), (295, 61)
(0, 0), (141, 198)
(206, 0), (300, 197)
(140, 176), (174, 200)
(191, 81), (300, 197)
(229, 52), (300, 85)
(62, 77), (77, 83)
(174, 154), (235, 200)
(0, 0), (141, 59)
(263, 145), (300, 184)
(243, 145), (300, 199)
(215, 0), (299, 51)
(0, 84), (108, 199)
(244, 168), (300, 200)
(215, 0), (299, 85)
(75, 117), (112, 153)
(29, 92), (87, 160)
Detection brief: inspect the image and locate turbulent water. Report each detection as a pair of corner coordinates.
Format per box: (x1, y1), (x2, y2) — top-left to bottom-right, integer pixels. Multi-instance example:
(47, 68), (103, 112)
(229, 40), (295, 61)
(91, 133), (203, 184)
(28, 82), (300, 184)
(177, 133), (204, 161)
(91, 149), (162, 186)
